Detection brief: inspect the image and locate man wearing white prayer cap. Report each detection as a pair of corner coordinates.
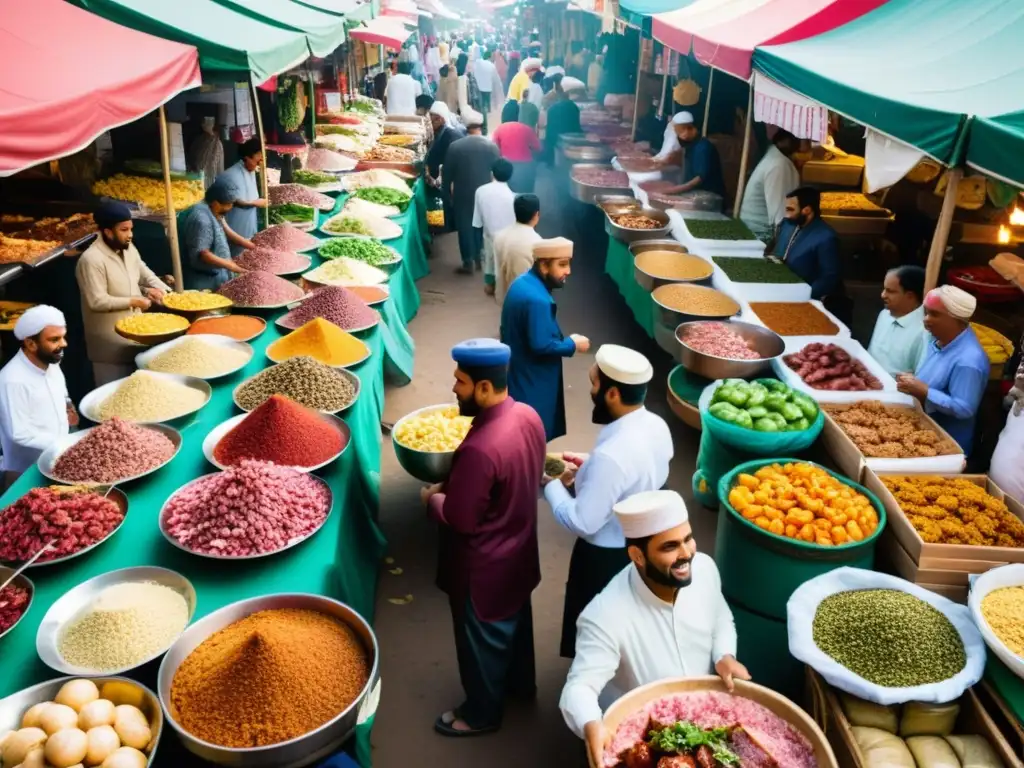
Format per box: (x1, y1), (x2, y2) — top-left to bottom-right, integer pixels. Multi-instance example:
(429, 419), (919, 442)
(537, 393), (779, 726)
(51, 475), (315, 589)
(508, 57), (542, 103)
(896, 284), (989, 453)
(0, 305), (76, 487)
(659, 109), (726, 199)
(560, 489), (748, 766)
(543, 344), (673, 659)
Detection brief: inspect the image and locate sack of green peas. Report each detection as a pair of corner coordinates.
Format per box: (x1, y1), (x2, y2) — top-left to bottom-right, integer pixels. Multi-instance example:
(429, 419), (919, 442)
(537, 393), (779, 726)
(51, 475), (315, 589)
(692, 378), (824, 508)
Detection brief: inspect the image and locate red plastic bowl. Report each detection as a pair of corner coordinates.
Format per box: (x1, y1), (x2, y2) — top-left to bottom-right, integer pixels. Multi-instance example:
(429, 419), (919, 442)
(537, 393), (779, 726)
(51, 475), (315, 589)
(948, 266), (1022, 303)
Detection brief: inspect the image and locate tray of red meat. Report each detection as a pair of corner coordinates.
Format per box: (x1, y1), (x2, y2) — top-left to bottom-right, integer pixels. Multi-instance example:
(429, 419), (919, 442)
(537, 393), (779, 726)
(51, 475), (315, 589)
(774, 338), (909, 404)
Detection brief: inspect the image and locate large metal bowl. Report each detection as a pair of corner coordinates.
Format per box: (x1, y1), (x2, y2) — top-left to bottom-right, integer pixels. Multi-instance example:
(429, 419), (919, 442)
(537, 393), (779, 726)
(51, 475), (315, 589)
(569, 163), (631, 204)
(594, 194), (639, 216)
(79, 371), (212, 425)
(391, 403), (469, 483)
(187, 314), (267, 342)
(630, 240), (701, 291)
(558, 132), (603, 148)
(651, 283), (741, 328)
(36, 566), (196, 675)
(674, 320), (784, 378)
(38, 423), (182, 485)
(157, 593), (379, 767)
(233, 366), (361, 415)
(0, 676), (163, 765)
(135, 334), (254, 381)
(563, 144), (615, 164)
(202, 411), (352, 472)
(604, 207), (671, 244)
(0, 565), (33, 641)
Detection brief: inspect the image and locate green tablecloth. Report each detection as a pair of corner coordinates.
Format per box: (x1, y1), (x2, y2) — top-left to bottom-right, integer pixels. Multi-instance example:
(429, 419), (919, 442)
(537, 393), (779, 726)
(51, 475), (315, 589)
(986, 657), (1024, 726)
(0, 319), (388, 763)
(604, 238), (655, 338)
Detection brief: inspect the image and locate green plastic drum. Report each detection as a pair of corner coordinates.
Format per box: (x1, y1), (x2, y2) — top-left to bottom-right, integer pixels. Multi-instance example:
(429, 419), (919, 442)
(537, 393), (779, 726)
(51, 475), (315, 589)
(730, 600), (805, 703)
(714, 458), (886, 622)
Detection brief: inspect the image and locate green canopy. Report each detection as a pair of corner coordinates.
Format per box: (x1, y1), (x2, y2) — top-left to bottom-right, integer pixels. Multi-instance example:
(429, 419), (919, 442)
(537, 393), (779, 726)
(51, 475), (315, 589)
(968, 114), (1024, 188)
(212, 0), (349, 57)
(74, 0), (310, 81)
(753, 0), (1024, 169)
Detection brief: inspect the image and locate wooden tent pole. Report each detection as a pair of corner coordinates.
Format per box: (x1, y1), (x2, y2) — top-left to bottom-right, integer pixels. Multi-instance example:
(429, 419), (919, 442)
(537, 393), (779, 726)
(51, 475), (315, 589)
(925, 166), (962, 293)
(702, 67), (714, 135)
(158, 105), (184, 290)
(630, 39), (646, 141)
(308, 70), (317, 140)
(250, 76), (269, 203)
(732, 85), (754, 218)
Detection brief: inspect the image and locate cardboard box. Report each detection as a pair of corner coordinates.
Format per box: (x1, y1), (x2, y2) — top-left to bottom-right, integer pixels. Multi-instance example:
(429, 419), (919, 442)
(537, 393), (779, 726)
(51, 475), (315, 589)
(820, 401), (965, 483)
(805, 669), (1022, 768)
(878, 530), (995, 586)
(864, 471), (1024, 565)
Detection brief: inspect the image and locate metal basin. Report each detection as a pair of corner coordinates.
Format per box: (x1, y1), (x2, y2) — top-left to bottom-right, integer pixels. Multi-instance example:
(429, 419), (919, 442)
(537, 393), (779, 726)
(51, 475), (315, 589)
(0, 676), (163, 765)
(604, 207), (671, 244)
(135, 334), (254, 381)
(651, 283), (741, 328)
(0, 565), (33, 641)
(563, 144), (614, 164)
(569, 164), (631, 204)
(158, 593), (378, 768)
(79, 371), (212, 425)
(36, 566), (196, 676)
(594, 194), (638, 216)
(38, 422), (182, 486)
(630, 240), (701, 291)
(391, 403), (469, 483)
(558, 133), (603, 148)
(675, 320), (784, 378)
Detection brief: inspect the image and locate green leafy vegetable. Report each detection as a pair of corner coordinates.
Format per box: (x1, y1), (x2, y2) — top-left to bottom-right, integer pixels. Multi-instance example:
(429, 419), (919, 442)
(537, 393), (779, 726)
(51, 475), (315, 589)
(268, 203), (314, 225)
(277, 77), (305, 133)
(712, 256), (805, 284)
(318, 237), (395, 266)
(293, 169), (338, 186)
(648, 721), (740, 766)
(353, 186), (411, 211)
(316, 125), (361, 137)
(685, 218), (759, 241)
(345, 99), (379, 115)
(323, 217), (372, 236)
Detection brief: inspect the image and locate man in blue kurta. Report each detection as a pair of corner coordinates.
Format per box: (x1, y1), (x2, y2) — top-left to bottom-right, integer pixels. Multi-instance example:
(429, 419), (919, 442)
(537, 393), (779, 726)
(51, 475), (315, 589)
(659, 111), (726, 199)
(421, 338), (547, 737)
(896, 285), (989, 455)
(500, 237), (590, 441)
(773, 186), (842, 301)
(216, 138), (267, 257)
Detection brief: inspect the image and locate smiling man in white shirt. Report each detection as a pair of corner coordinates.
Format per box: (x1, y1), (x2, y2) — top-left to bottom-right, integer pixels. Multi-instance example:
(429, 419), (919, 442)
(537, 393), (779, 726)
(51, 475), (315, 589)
(868, 264), (928, 376)
(543, 344), (673, 659)
(560, 490), (748, 768)
(473, 158), (517, 296)
(0, 305), (76, 488)
(384, 62), (423, 116)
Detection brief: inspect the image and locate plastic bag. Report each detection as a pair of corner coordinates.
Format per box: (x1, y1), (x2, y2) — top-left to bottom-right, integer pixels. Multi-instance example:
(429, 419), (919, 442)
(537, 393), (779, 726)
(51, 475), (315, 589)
(906, 736), (961, 768)
(840, 692), (899, 733)
(900, 701), (960, 737)
(852, 726), (915, 768)
(787, 568), (986, 705)
(945, 734), (1005, 767)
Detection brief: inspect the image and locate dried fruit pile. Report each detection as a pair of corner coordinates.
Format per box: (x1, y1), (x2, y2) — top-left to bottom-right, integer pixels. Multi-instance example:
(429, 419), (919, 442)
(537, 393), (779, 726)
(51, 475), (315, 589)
(0, 487), (124, 563)
(784, 343), (882, 391)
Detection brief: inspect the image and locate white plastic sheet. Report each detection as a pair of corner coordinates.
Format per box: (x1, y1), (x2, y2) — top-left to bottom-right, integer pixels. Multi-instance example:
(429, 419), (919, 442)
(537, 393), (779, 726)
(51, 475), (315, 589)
(788, 567), (986, 705)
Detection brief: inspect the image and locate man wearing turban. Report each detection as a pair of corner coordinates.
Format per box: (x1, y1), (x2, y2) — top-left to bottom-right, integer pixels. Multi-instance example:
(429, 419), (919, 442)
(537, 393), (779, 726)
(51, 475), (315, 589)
(75, 201), (172, 385)
(896, 285), (989, 453)
(0, 306), (75, 487)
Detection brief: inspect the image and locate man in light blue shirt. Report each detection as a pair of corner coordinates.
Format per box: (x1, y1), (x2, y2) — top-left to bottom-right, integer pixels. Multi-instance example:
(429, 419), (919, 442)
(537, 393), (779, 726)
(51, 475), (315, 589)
(868, 265), (928, 376)
(897, 285), (989, 454)
(542, 344), (673, 659)
(216, 138), (267, 257)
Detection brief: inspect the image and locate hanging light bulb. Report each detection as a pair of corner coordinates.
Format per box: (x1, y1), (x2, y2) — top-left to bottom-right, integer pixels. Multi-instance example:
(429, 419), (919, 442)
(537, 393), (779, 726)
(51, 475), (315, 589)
(998, 224), (1011, 244)
(1010, 207), (1024, 226)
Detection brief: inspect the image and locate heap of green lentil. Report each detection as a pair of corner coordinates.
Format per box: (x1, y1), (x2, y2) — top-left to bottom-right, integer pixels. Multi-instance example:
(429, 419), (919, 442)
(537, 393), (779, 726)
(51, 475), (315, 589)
(236, 356), (356, 412)
(813, 589), (966, 687)
(712, 256), (806, 284)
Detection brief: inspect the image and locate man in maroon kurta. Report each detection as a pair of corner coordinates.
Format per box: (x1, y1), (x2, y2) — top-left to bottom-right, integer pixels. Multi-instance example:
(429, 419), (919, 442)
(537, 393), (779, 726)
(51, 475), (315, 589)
(422, 337), (547, 737)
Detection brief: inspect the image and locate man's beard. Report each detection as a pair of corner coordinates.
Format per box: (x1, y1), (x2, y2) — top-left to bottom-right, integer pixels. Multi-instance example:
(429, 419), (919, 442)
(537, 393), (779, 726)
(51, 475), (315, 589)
(645, 555), (693, 589)
(542, 272), (565, 291)
(591, 388), (613, 425)
(457, 394), (481, 417)
(102, 233), (130, 253)
(38, 348), (64, 365)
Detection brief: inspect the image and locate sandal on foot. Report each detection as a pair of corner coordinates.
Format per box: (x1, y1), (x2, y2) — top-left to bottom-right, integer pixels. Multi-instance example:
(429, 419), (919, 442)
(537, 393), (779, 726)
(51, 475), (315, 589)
(433, 715), (498, 737)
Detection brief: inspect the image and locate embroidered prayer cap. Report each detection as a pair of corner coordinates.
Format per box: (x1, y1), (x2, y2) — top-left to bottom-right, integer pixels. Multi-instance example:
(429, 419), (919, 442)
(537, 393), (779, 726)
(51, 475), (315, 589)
(94, 200), (133, 230)
(561, 76), (586, 92)
(614, 490), (689, 539)
(532, 236), (573, 261)
(14, 305), (66, 340)
(924, 285), (977, 320)
(596, 344), (653, 386)
(672, 111), (695, 126)
(451, 338), (511, 367)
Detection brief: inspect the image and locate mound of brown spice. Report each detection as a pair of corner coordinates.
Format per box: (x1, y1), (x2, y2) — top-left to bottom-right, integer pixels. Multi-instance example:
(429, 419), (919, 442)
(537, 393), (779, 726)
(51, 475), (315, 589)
(169, 607), (370, 748)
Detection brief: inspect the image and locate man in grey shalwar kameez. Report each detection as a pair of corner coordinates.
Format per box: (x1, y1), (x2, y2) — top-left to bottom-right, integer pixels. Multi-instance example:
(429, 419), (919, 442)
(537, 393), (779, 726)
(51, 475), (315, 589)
(443, 121), (500, 275)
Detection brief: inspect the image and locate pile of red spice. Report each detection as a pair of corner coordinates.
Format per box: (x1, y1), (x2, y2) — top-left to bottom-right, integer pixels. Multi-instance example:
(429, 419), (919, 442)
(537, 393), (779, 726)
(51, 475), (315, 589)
(213, 394), (346, 468)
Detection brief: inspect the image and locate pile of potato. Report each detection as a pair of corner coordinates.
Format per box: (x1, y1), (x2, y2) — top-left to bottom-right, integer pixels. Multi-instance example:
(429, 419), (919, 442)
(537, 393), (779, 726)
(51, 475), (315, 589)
(0, 679), (153, 768)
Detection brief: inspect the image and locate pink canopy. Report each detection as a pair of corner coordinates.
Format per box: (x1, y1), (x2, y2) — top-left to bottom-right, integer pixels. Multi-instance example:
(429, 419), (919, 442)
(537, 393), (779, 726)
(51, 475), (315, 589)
(652, 0), (887, 80)
(0, 0), (201, 176)
(348, 16), (415, 49)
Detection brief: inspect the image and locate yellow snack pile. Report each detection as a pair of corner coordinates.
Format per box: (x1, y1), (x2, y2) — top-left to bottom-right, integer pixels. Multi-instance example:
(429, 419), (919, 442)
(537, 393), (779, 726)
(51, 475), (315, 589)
(163, 291), (233, 311)
(267, 318), (369, 367)
(728, 462), (878, 547)
(426, 210), (445, 227)
(116, 312), (189, 336)
(395, 405), (472, 452)
(972, 322), (1013, 365)
(92, 174), (203, 212)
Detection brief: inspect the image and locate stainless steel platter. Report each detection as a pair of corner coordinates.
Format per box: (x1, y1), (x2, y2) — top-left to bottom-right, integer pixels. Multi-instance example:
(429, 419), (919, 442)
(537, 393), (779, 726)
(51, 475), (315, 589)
(675, 319), (784, 379)
(202, 411), (352, 472)
(135, 334), (254, 381)
(0, 565), (33, 641)
(604, 206), (671, 244)
(232, 365), (361, 415)
(79, 371), (212, 425)
(569, 164), (631, 204)
(37, 423), (182, 486)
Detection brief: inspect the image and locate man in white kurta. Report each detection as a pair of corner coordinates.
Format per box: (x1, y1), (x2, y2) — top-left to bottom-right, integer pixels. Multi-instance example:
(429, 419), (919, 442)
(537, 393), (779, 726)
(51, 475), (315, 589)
(560, 490), (748, 767)
(472, 159), (517, 296)
(544, 345), (673, 658)
(738, 129), (801, 241)
(492, 194), (542, 305)
(0, 306), (75, 487)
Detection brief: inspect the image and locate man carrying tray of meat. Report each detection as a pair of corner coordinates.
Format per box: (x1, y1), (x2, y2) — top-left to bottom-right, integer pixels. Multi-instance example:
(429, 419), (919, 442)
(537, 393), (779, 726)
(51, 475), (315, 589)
(421, 338), (547, 737)
(560, 489), (750, 767)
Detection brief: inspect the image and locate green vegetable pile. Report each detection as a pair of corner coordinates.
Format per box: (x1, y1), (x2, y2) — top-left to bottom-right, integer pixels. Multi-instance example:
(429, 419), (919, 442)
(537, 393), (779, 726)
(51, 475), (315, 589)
(268, 203), (314, 225)
(318, 237), (395, 266)
(648, 722), (739, 766)
(323, 217), (371, 236)
(712, 256), (805, 284)
(346, 99), (378, 115)
(353, 186), (411, 211)
(293, 169), (338, 187)
(685, 217), (759, 241)
(813, 589), (967, 687)
(277, 77), (305, 133)
(709, 378), (818, 432)
(316, 125), (361, 137)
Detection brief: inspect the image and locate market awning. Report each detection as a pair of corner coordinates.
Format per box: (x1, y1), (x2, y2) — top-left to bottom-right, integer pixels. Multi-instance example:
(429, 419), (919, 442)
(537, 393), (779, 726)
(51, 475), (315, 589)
(0, 0), (201, 176)
(968, 115), (1024, 188)
(73, 0), (311, 82)
(753, 0), (1024, 166)
(653, 0), (887, 80)
(211, 0), (349, 57)
(618, 0), (698, 18)
(348, 16), (416, 49)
